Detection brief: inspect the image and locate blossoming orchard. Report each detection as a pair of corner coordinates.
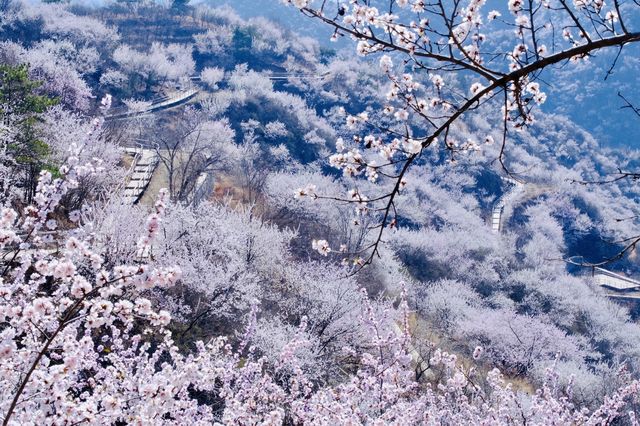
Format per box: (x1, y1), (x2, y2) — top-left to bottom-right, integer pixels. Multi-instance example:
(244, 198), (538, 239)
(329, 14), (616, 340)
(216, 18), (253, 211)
(1, 0), (640, 424)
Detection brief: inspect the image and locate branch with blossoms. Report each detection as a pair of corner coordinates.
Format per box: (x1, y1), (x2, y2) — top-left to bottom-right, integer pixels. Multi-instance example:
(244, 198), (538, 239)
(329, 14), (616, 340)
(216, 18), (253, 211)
(0, 97), (185, 425)
(563, 234), (640, 268)
(1, 94), (113, 277)
(562, 92), (640, 267)
(559, 116), (640, 269)
(284, 0), (640, 267)
(0, 177), (182, 424)
(0, 172), (180, 425)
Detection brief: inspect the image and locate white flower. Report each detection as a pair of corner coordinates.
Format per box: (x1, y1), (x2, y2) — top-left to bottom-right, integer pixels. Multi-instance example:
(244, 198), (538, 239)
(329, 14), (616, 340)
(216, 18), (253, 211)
(357, 112), (369, 121)
(329, 153), (346, 168)
(366, 165), (379, 182)
(488, 10), (501, 20)
(412, 1), (425, 12)
(114, 300), (134, 317)
(346, 115), (358, 129)
(364, 135), (378, 148)
(526, 82), (540, 94)
(71, 277), (92, 298)
(0, 230), (18, 248)
(0, 340), (17, 360)
(508, 0), (523, 13)
(294, 184), (317, 199)
(515, 15), (529, 27)
(473, 346), (484, 360)
(64, 354), (80, 369)
(470, 82), (485, 96)
(0, 208), (17, 228)
(535, 45), (547, 56)
(65, 237), (81, 251)
(156, 310), (172, 326)
(394, 109), (409, 121)
(312, 239), (331, 256)
(100, 94), (112, 108)
(379, 145), (396, 160)
(379, 55), (393, 72)
(605, 10), (618, 22)
(293, 188), (307, 199)
(343, 165), (358, 177)
(135, 298), (153, 315)
(54, 261), (76, 279)
(32, 297), (53, 315)
(102, 395), (119, 412)
(430, 74), (444, 89)
(95, 300), (114, 315)
(534, 92), (547, 104)
(356, 41), (370, 56)
(512, 43), (527, 59)
(402, 138), (422, 154)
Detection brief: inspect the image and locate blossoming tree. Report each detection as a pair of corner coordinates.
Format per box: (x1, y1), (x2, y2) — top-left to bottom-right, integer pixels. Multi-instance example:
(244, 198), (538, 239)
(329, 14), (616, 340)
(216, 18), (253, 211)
(282, 0), (640, 266)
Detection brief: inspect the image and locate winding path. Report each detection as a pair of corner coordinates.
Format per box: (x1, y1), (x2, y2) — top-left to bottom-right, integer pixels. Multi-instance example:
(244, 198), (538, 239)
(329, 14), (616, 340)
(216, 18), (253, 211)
(122, 147), (159, 204)
(592, 267), (640, 298)
(106, 89), (200, 121)
(106, 70), (330, 121)
(491, 177), (524, 233)
(490, 176), (640, 299)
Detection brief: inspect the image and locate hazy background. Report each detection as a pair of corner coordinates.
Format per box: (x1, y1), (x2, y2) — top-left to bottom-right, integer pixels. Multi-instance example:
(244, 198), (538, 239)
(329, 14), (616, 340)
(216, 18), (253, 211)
(60, 0), (640, 147)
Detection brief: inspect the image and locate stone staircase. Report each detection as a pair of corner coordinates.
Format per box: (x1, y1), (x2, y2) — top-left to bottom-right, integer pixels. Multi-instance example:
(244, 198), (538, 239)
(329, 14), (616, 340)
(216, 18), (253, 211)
(491, 177), (524, 233)
(123, 148), (159, 204)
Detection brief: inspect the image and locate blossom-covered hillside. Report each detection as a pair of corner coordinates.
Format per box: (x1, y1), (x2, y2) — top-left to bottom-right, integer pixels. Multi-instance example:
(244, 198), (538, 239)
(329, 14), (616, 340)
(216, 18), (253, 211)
(1, 0), (640, 424)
